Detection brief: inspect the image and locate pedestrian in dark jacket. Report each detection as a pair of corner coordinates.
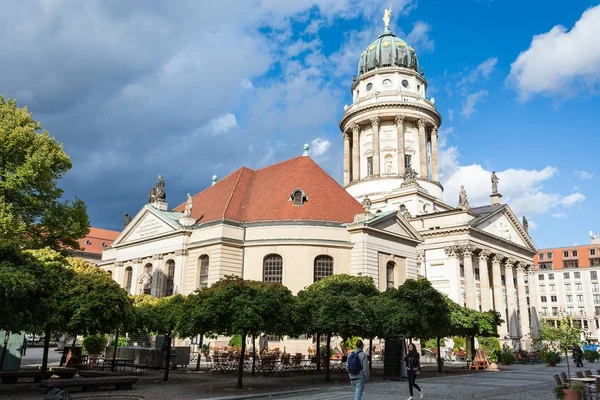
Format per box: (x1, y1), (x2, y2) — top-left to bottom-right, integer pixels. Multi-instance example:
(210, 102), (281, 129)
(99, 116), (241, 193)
(405, 343), (423, 400)
(573, 344), (584, 367)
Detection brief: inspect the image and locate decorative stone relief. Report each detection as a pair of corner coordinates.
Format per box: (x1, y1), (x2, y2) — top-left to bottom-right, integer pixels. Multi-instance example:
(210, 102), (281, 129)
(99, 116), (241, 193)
(491, 254), (504, 265)
(444, 245), (461, 258)
(478, 250), (491, 261)
(152, 254), (163, 260)
(416, 250), (424, 261)
(461, 244), (475, 257)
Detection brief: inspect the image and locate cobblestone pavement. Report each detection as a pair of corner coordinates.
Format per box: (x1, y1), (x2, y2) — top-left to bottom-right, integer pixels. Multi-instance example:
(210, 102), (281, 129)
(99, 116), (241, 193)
(248, 363), (589, 400)
(0, 360), (594, 400)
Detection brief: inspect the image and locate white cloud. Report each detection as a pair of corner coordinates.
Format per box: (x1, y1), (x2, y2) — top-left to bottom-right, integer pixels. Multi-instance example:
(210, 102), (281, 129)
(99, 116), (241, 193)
(561, 192), (585, 206)
(461, 90), (488, 118)
(406, 21), (434, 52)
(507, 5), (600, 100)
(439, 134), (585, 217)
(459, 57), (498, 86)
(551, 212), (568, 219)
(447, 109), (454, 122)
(209, 113), (237, 135)
(310, 137), (331, 157)
(240, 78), (254, 89)
(575, 170), (594, 180)
(528, 220), (539, 230)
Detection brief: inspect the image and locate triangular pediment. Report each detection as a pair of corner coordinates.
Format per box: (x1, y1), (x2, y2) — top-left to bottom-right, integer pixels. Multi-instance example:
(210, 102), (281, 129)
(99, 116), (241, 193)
(366, 211), (423, 243)
(113, 206), (178, 245)
(473, 206), (537, 251)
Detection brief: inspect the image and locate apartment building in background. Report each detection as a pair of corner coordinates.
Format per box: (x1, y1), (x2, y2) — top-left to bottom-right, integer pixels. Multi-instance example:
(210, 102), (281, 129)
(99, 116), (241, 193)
(533, 231), (600, 340)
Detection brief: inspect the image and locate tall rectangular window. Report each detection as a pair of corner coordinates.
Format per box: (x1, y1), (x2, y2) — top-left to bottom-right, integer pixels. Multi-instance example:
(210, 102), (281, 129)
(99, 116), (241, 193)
(593, 283), (599, 292)
(549, 284), (556, 292)
(576, 283), (583, 290)
(565, 284), (571, 291)
(591, 271), (598, 280)
(551, 295), (557, 302)
(540, 296), (547, 302)
(540, 285), (546, 292)
(566, 295), (572, 302)
(573, 250), (578, 257)
(578, 295), (584, 302)
(595, 294), (600, 304)
(592, 259), (600, 266)
(539, 274), (545, 281)
(547, 252), (553, 259)
(567, 307), (574, 315)
(564, 251), (569, 258)
(575, 272), (581, 279)
(548, 273), (554, 280)
(595, 306), (600, 316)
(475, 268), (480, 280)
(591, 249), (597, 256)
(539, 253), (544, 260)
(542, 307), (548, 316)
(366, 156), (374, 176)
(552, 307), (558, 315)
(404, 154), (412, 169)
(564, 260), (579, 268)
(563, 272), (570, 279)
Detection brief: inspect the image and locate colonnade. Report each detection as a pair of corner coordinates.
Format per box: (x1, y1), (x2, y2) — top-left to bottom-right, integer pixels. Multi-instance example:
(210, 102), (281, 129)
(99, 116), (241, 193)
(343, 116), (440, 186)
(443, 245), (534, 341)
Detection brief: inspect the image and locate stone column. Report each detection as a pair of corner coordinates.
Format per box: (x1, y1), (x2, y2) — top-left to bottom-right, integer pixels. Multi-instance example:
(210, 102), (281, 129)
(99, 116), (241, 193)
(351, 124), (360, 182)
(462, 245), (476, 310)
(131, 258), (142, 295)
(444, 246), (462, 303)
(491, 254), (508, 336)
(417, 119), (428, 179)
(478, 250), (492, 311)
(371, 117), (380, 176)
(516, 263), (530, 339)
(504, 260), (517, 337)
(151, 254), (163, 297)
(395, 115), (405, 177)
(343, 132), (351, 186)
(174, 249), (188, 296)
(431, 126), (439, 182)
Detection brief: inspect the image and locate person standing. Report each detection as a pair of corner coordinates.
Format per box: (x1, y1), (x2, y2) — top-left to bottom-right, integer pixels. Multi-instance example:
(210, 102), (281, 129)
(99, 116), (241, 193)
(22, 337), (28, 356)
(347, 339), (369, 400)
(406, 343), (423, 400)
(573, 344), (584, 367)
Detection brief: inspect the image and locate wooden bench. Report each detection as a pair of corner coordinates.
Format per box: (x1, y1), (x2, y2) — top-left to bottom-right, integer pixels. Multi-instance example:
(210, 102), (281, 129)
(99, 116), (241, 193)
(0, 371), (42, 383)
(41, 376), (138, 393)
(469, 349), (490, 371)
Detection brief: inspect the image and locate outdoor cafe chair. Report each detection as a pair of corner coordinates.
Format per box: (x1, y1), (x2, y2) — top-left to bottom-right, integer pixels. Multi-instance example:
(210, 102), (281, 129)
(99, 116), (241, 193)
(586, 370), (594, 377)
(561, 372), (569, 383)
(576, 371), (585, 378)
(554, 374), (563, 386)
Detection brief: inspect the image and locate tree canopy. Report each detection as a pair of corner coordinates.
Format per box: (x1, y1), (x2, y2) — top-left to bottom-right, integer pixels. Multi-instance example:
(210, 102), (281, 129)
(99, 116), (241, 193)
(0, 96), (89, 251)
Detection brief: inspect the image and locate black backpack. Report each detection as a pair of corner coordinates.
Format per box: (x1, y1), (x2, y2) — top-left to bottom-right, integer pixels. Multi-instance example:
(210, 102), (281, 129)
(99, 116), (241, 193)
(347, 351), (363, 374)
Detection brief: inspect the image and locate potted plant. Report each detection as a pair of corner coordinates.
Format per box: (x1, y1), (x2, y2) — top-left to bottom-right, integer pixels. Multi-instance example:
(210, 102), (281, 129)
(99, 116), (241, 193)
(82, 334), (107, 362)
(543, 350), (561, 367)
(488, 352), (500, 370)
(501, 351), (516, 365)
(554, 382), (585, 400)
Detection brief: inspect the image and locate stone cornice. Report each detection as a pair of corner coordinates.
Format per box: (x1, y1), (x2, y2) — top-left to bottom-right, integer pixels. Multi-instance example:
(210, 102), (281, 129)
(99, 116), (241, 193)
(340, 101), (441, 130)
(346, 225), (422, 245)
(469, 227), (537, 257)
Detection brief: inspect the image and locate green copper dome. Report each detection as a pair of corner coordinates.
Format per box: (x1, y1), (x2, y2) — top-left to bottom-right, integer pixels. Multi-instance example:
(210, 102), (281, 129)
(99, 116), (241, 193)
(357, 28), (419, 76)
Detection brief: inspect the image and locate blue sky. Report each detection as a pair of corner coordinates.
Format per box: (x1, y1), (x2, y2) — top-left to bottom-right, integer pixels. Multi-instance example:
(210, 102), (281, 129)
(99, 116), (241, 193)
(1, 0), (599, 248)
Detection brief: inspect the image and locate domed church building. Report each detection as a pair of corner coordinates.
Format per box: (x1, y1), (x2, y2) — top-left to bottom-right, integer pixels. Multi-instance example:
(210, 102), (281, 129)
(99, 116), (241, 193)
(100, 11), (539, 348)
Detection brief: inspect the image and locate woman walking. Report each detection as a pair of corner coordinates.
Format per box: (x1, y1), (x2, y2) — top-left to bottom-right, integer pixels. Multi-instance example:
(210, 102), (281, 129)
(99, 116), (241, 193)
(405, 343), (423, 400)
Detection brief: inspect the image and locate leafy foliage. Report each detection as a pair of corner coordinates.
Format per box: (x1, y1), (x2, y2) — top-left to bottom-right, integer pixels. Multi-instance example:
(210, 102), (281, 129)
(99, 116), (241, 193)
(0, 96), (90, 251)
(82, 334), (107, 355)
(478, 337), (500, 352)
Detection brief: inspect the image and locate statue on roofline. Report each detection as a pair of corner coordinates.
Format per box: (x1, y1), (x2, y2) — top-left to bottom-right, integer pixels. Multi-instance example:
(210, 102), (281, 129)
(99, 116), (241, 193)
(491, 171), (499, 194)
(458, 185), (470, 211)
(184, 193), (193, 217)
(522, 216), (529, 233)
(155, 175), (166, 201)
(383, 6), (392, 30)
(124, 213), (132, 228)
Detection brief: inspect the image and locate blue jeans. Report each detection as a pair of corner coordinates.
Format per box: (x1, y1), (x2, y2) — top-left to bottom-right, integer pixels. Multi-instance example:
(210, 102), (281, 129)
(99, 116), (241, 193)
(350, 378), (365, 400)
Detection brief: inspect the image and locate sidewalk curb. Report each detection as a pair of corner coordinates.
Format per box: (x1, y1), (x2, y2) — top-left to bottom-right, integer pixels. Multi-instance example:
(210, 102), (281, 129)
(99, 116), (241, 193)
(201, 387), (327, 400)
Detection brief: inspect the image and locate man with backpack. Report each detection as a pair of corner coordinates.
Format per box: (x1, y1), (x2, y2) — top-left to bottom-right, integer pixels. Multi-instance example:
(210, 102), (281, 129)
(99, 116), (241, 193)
(347, 339), (369, 400)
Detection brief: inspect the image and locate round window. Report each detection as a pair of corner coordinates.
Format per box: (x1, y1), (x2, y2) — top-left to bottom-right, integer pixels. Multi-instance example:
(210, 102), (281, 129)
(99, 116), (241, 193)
(366, 83), (373, 91)
(382, 79), (392, 87)
(402, 79), (409, 88)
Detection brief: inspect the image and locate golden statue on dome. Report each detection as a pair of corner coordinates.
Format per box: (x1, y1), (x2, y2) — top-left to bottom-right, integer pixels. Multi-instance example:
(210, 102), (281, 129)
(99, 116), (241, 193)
(383, 5), (393, 30)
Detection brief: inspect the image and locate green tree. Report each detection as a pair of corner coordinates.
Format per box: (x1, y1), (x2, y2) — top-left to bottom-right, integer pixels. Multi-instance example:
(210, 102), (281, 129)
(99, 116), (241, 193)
(383, 279), (452, 372)
(178, 288), (215, 371)
(204, 276), (297, 389)
(134, 294), (186, 381)
(0, 96), (89, 251)
(541, 314), (581, 385)
(298, 274), (379, 381)
(0, 243), (71, 371)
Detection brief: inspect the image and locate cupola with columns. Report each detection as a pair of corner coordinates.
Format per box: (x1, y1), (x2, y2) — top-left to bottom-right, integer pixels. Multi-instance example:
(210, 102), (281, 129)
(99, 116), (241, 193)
(340, 9), (444, 216)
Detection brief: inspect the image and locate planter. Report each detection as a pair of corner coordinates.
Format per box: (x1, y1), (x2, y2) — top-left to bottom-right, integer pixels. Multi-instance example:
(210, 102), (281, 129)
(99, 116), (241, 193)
(488, 362), (500, 370)
(549, 362), (557, 367)
(563, 389), (581, 400)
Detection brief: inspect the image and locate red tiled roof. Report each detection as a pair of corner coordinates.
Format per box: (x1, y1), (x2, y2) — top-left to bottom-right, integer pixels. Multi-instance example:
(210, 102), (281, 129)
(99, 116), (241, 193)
(76, 227), (121, 254)
(174, 156), (363, 224)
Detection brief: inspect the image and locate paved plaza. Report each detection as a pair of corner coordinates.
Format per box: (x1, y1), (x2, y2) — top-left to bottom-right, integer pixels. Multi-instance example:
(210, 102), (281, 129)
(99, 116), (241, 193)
(2, 354), (596, 400)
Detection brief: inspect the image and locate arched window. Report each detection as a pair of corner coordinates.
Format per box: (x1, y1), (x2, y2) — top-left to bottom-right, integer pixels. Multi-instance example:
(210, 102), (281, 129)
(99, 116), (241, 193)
(386, 261), (395, 289)
(314, 255), (333, 282)
(166, 260), (175, 296)
(263, 254), (283, 283)
(143, 263), (153, 295)
(289, 188), (308, 206)
(199, 255), (209, 288)
(125, 267), (133, 292)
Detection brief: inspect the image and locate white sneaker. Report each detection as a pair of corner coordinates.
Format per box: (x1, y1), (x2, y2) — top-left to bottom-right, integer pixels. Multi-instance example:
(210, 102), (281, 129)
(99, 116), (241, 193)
(420, 389), (424, 398)
(407, 397), (413, 400)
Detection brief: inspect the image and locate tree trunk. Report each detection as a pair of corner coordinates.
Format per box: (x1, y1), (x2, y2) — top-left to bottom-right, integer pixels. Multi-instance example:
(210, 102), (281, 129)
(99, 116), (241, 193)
(325, 333), (331, 381)
(437, 337), (442, 372)
(251, 335), (256, 376)
(195, 335), (203, 372)
(112, 329), (119, 373)
(316, 332), (321, 373)
(0, 331), (10, 371)
(41, 325), (51, 373)
(369, 337), (373, 371)
(72, 336), (77, 347)
(237, 334), (246, 389)
(163, 333), (171, 381)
